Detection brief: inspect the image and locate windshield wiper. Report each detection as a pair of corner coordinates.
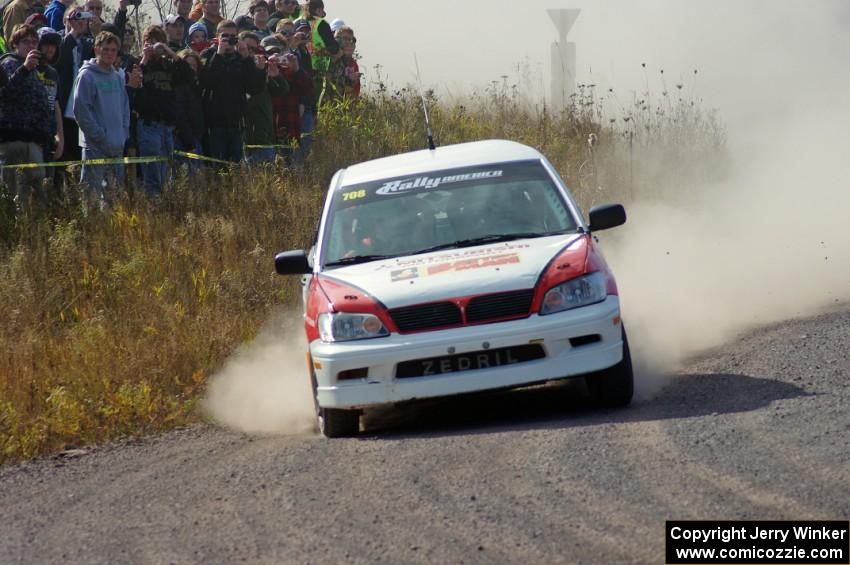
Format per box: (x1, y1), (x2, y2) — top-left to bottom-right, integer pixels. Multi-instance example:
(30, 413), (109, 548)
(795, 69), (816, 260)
(324, 254), (401, 267)
(410, 230), (579, 256)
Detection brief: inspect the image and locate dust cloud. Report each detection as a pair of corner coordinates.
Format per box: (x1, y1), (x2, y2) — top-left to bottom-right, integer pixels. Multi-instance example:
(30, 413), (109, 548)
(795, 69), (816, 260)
(204, 2), (849, 418)
(601, 5), (850, 399)
(203, 312), (316, 435)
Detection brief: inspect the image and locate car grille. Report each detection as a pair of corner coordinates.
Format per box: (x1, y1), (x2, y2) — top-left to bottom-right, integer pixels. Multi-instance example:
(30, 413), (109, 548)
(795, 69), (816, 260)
(388, 289), (535, 333)
(466, 289), (535, 323)
(389, 302), (463, 332)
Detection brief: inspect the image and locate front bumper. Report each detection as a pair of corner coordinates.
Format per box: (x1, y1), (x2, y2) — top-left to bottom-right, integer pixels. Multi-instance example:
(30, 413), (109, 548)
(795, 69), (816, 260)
(310, 296), (623, 409)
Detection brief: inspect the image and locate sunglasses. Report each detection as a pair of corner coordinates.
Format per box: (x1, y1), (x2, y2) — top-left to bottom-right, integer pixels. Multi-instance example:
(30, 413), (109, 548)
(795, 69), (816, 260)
(219, 33), (236, 38)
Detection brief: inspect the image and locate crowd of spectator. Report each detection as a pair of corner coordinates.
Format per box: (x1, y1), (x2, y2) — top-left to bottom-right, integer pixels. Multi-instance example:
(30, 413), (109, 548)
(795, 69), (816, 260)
(0, 0), (361, 209)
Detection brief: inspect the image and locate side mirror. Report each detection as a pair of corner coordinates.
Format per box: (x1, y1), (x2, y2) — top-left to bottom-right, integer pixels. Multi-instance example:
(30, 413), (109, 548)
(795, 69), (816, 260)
(275, 250), (310, 275)
(588, 204), (626, 232)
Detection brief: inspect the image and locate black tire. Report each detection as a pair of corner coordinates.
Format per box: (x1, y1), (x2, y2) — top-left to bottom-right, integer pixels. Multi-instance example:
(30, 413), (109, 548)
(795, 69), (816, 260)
(318, 408), (360, 438)
(586, 327), (634, 407)
(308, 363), (360, 438)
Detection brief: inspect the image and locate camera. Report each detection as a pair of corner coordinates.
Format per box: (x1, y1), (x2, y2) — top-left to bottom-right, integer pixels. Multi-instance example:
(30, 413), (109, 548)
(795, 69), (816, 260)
(128, 0), (142, 5)
(227, 36), (238, 46)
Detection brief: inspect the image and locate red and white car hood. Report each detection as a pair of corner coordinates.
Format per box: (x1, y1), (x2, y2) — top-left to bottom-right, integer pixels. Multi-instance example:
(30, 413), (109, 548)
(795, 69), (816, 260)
(320, 234), (583, 309)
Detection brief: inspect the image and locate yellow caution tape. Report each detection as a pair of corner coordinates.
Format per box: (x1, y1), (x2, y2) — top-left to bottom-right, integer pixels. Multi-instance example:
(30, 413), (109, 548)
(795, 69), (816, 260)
(244, 143), (297, 149)
(1, 156), (167, 169)
(0, 148), (282, 170)
(1, 159), (76, 170)
(172, 151), (233, 165)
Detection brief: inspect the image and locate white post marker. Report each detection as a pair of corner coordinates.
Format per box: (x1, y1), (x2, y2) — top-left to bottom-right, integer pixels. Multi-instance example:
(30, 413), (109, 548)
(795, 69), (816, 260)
(547, 8), (580, 110)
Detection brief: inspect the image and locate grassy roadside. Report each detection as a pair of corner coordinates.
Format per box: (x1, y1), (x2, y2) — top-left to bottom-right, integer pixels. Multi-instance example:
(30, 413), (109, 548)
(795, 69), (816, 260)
(0, 85), (725, 463)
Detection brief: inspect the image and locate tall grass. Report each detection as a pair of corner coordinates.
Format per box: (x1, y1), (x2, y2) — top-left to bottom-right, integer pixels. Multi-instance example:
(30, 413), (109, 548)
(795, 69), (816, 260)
(0, 80), (725, 463)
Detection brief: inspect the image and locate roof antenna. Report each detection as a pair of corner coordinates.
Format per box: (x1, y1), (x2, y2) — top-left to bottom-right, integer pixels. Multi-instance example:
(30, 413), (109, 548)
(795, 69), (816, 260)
(414, 53), (436, 151)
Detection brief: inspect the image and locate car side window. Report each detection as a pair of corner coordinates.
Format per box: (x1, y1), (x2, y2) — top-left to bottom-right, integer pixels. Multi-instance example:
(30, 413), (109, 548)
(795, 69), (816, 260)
(542, 184), (572, 228)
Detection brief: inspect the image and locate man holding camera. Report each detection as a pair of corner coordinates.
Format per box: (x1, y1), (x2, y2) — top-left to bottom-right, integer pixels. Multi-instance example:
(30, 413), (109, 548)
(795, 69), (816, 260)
(81, 0), (129, 42)
(56, 8), (93, 163)
(35, 27), (64, 168)
(200, 19), (266, 163)
(243, 33), (289, 165)
(0, 24), (53, 209)
(135, 24), (192, 195)
(270, 28), (311, 166)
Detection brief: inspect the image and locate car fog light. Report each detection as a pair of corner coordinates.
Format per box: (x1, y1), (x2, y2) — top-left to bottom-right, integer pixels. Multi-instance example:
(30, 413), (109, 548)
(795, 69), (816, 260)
(337, 367), (369, 381)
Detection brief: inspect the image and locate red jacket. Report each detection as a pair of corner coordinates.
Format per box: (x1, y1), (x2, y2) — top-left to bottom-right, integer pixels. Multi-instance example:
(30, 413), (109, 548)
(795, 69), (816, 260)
(272, 66), (314, 143)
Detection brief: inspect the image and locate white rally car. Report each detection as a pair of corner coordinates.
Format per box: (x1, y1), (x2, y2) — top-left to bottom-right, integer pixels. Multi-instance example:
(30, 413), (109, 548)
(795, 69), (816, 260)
(276, 140), (632, 437)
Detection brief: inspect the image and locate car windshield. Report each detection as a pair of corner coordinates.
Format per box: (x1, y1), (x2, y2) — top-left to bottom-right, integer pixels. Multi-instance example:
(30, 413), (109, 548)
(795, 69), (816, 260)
(322, 160), (578, 267)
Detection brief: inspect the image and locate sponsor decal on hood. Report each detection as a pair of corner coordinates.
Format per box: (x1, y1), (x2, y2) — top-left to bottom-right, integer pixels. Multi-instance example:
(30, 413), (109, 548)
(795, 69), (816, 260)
(322, 235), (583, 309)
(390, 252), (522, 282)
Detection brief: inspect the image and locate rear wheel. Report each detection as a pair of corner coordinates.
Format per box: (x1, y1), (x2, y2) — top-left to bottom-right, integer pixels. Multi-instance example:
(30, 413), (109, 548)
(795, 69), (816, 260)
(586, 327), (634, 407)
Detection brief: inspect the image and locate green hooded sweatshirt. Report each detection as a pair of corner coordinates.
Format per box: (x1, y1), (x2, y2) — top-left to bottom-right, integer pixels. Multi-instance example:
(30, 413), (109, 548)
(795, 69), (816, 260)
(243, 74), (289, 145)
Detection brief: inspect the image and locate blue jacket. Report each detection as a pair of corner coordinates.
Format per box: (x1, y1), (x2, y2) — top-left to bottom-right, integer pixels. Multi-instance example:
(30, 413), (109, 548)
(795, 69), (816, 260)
(72, 58), (129, 154)
(43, 0), (67, 32)
(0, 53), (52, 144)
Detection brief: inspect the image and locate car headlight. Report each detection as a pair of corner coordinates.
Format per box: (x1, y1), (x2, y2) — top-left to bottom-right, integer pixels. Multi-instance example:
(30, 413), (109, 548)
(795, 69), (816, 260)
(318, 312), (390, 342)
(540, 272), (607, 315)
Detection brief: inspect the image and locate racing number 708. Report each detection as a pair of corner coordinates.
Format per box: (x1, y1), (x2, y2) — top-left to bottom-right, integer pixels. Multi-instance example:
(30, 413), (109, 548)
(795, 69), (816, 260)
(342, 190), (366, 201)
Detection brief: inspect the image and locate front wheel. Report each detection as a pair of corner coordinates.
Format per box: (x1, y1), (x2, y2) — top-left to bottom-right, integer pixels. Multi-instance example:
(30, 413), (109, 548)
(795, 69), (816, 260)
(310, 363), (360, 437)
(318, 407), (360, 438)
(585, 327), (634, 407)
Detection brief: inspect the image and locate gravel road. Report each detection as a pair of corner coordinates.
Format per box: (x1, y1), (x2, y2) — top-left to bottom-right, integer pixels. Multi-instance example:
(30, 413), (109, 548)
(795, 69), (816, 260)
(2, 308), (848, 564)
